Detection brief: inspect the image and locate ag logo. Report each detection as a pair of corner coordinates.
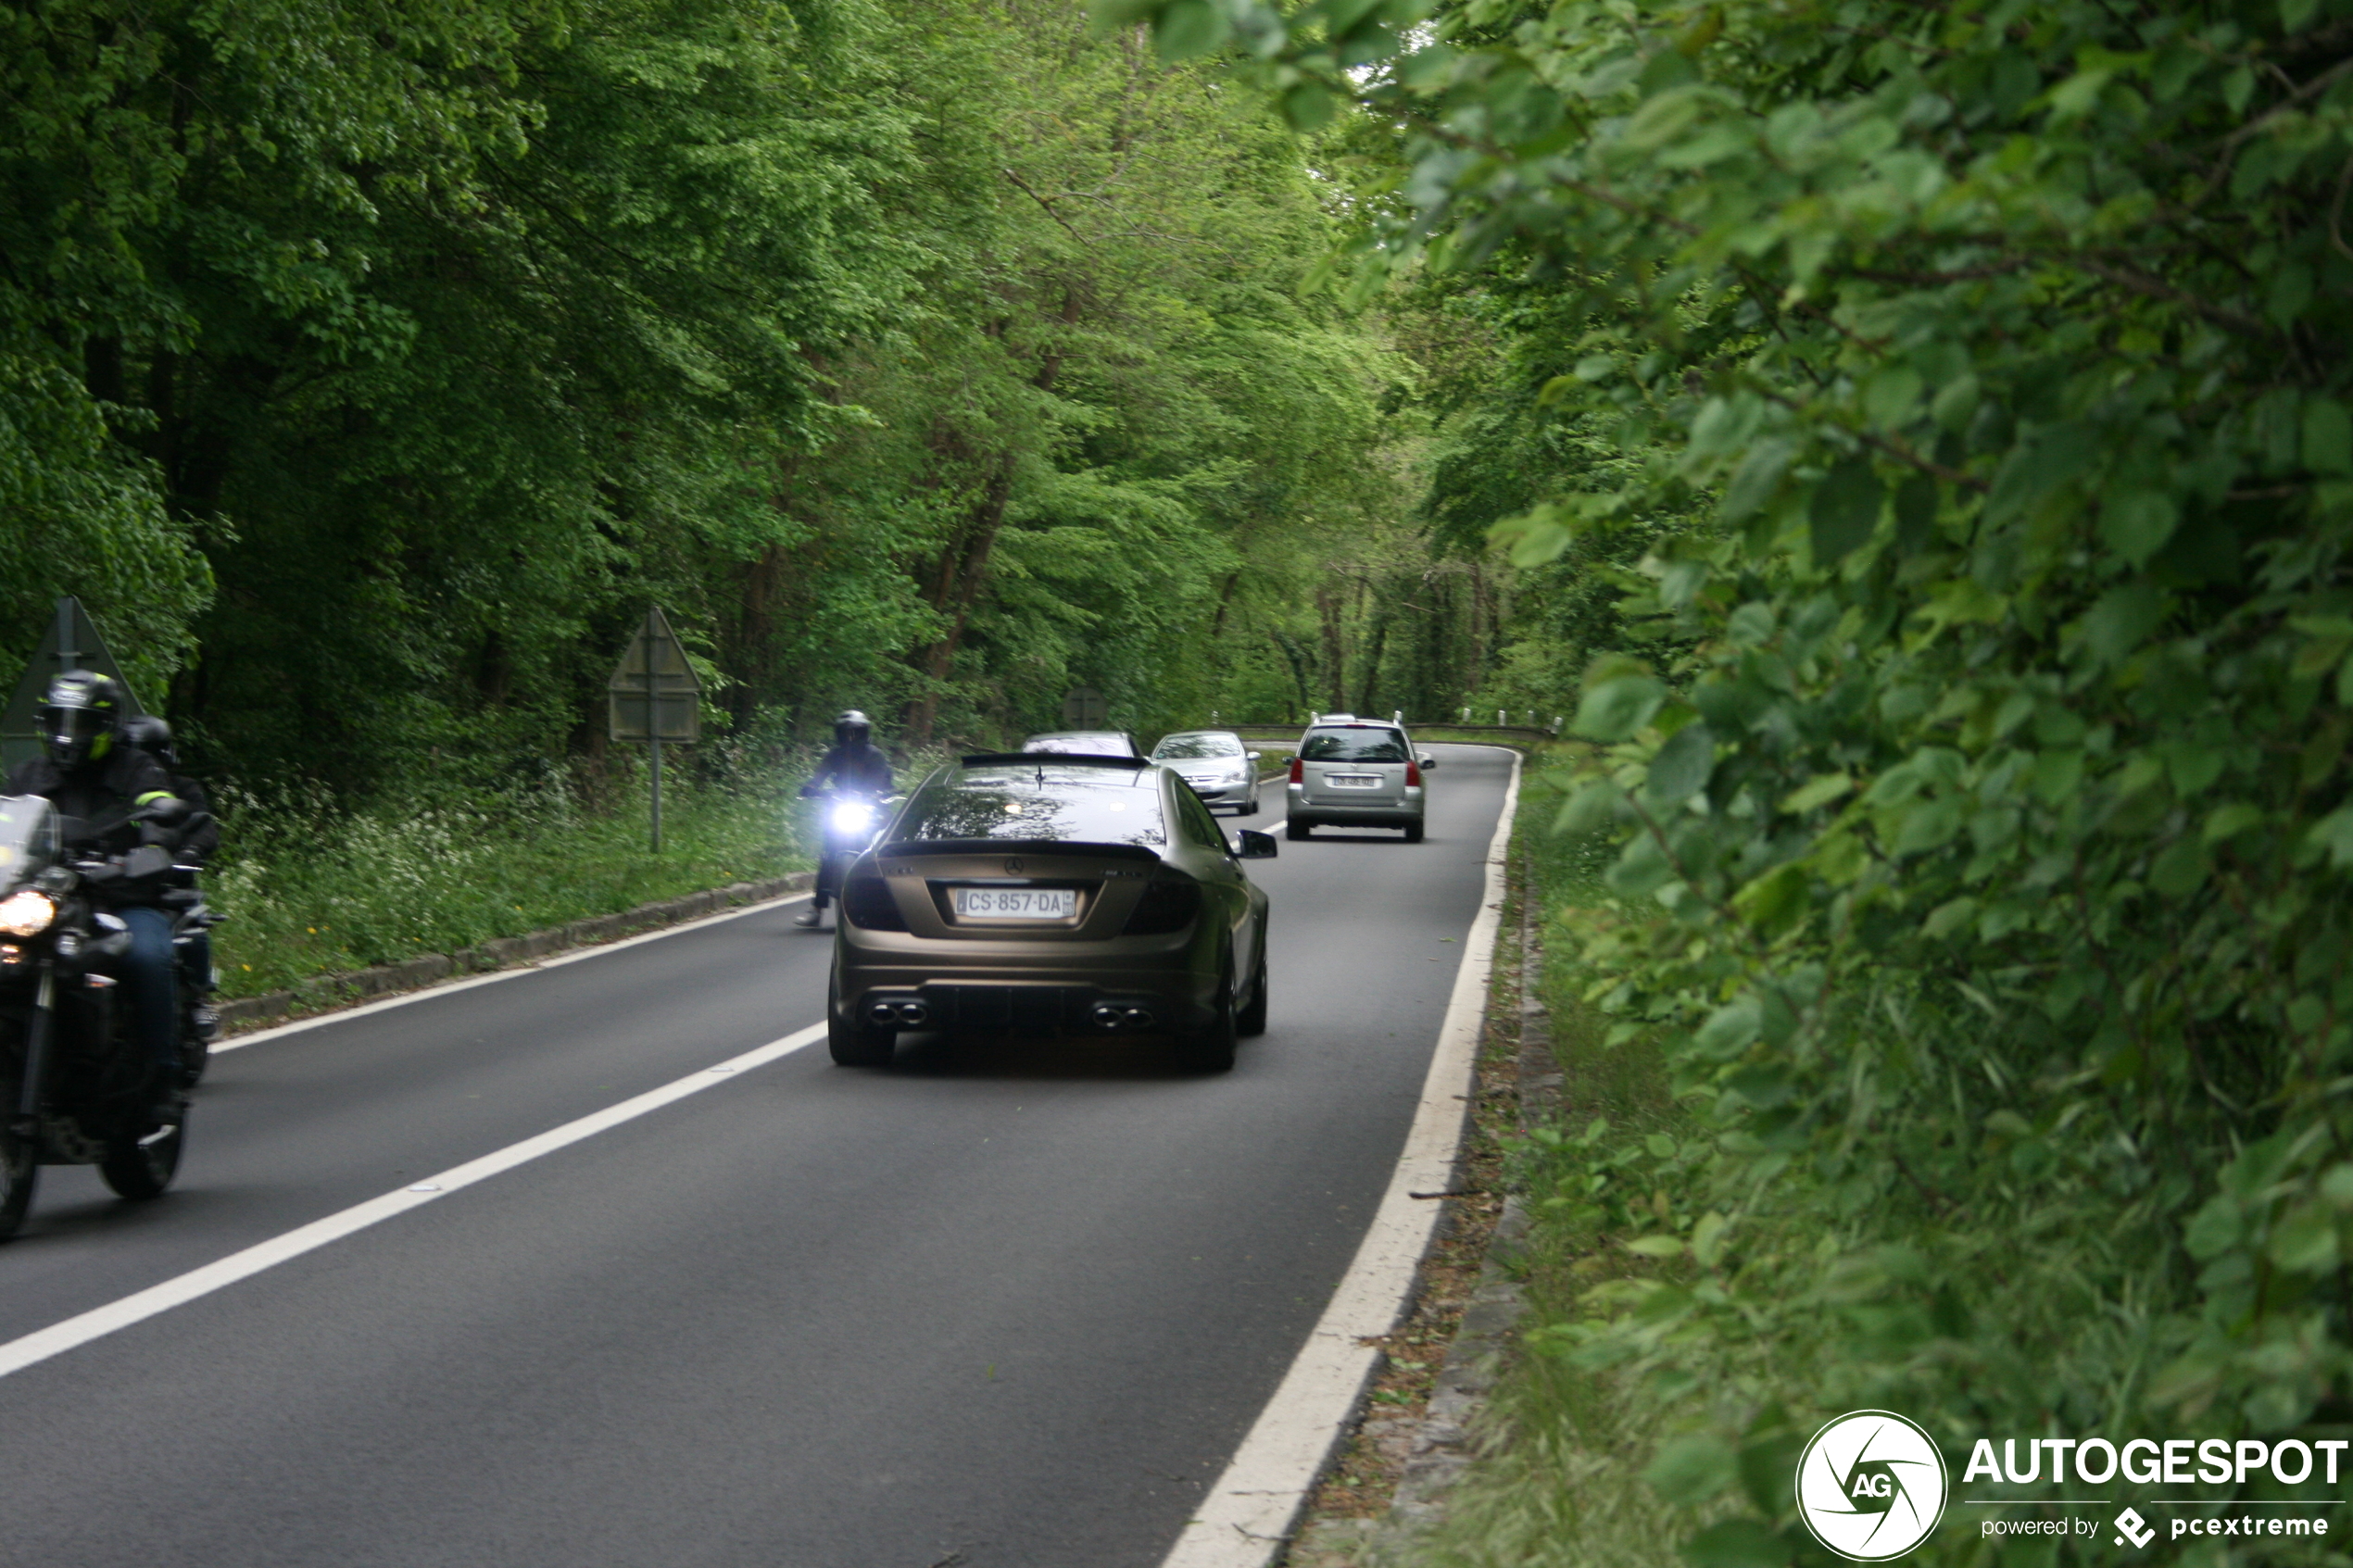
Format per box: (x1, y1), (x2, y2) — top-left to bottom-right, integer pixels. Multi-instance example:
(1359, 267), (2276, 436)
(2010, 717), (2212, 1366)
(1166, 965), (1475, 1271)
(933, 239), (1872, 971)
(1795, 1410), (1948, 1561)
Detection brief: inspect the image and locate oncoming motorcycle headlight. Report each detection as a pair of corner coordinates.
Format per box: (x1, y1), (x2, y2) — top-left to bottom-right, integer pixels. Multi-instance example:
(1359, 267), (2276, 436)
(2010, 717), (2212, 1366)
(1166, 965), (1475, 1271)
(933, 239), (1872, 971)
(828, 799), (877, 834)
(0, 889), (57, 938)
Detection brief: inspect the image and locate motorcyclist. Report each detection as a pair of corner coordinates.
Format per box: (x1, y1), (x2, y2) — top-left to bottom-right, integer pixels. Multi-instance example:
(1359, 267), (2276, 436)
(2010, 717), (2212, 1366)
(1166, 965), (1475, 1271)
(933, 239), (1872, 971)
(122, 715), (220, 1067)
(3, 672), (190, 1121)
(795, 710), (893, 928)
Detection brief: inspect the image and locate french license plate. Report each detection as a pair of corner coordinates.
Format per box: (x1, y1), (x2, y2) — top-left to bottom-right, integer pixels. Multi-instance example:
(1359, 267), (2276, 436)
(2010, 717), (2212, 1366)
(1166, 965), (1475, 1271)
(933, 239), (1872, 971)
(1326, 773), (1382, 789)
(952, 887), (1077, 920)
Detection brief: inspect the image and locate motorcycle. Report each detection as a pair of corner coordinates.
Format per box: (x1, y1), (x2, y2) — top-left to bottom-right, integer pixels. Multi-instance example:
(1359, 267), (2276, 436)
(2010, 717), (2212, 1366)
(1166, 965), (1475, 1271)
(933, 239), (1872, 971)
(803, 789), (896, 928)
(0, 795), (208, 1238)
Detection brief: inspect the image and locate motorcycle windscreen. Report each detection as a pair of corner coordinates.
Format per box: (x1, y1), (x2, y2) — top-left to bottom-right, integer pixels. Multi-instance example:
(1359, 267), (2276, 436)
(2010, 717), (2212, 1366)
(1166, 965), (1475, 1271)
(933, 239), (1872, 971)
(0, 797), (59, 886)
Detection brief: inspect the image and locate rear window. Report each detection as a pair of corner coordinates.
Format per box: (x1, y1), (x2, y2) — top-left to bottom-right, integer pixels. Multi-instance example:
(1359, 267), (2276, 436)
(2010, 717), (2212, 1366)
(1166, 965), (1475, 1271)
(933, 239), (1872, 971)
(1301, 727), (1409, 763)
(896, 768), (1165, 847)
(1151, 734), (1243, 760)
(1021, 733), (1134, 756)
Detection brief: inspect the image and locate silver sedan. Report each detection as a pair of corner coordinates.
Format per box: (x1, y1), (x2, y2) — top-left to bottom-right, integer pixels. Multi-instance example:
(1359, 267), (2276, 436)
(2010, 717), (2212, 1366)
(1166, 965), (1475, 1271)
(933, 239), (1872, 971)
(1148, 730), (1264, 814)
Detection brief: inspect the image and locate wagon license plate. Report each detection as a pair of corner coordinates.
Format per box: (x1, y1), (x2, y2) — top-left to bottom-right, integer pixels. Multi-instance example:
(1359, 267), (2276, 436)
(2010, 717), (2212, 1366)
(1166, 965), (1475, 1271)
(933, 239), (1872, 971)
(1326, 773), (1382, 789)
(952, 887), (1077, 920)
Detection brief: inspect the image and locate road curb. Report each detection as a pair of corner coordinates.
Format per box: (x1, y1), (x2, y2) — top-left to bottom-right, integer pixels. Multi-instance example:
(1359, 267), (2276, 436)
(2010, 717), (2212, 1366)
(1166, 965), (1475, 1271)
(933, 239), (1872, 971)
(214, 872), (816, 1035)
(1158, 746), (1523, 1568)
(1285, 825), (1563, 1565)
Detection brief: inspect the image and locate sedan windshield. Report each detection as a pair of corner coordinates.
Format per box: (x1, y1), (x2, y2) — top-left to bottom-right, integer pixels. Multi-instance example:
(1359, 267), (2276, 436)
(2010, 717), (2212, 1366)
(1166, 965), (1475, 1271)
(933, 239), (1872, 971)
(895, 768), (1166, 847)
(1151, 734), (1243, 760)
(1301, 727), (1410, 763)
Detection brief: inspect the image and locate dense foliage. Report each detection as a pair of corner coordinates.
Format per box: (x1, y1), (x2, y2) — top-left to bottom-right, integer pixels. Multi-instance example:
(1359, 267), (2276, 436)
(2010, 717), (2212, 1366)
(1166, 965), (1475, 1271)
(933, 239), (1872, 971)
(1112, 0), (2353, 1562)
(2, 0), (1493, 804)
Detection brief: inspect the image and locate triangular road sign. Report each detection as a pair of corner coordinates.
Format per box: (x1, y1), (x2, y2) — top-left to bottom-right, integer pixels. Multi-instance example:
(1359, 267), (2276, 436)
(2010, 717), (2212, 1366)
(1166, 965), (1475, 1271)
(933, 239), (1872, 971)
(607, 606), (700, 743)
(2, 598), (147, 773)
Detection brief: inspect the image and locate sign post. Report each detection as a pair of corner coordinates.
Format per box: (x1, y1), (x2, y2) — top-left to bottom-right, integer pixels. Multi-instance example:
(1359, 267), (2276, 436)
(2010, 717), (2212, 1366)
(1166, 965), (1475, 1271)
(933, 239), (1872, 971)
(607, 607), (700, 852)
(2, 598), (147, 773)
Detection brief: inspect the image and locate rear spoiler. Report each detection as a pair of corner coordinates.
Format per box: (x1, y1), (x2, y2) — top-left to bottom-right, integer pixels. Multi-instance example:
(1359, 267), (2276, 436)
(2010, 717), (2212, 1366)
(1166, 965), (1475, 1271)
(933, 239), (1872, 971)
(874, 838), (1162, 862)
(960, 751), (1149, 769)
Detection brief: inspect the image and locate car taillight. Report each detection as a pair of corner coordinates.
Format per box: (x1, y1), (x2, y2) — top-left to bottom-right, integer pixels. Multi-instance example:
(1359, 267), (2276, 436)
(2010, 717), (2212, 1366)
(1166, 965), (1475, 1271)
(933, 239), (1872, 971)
(1122, 878), (1201, 935)
(1405, 759), (1422, 786)
(842, 877), (907, 931)
(1289, 758), (1302, 784)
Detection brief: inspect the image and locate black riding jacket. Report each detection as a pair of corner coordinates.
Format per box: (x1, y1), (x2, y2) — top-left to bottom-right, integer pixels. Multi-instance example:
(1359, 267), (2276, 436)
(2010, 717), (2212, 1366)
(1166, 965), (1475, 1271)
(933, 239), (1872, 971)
(807, 743), (893, 797)
(5, 747), (179, 852)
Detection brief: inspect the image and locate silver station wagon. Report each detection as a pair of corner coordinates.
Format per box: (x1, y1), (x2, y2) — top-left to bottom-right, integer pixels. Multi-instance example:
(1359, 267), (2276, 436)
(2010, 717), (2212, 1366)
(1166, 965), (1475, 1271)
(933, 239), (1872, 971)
(1283, 721), (1436, 842)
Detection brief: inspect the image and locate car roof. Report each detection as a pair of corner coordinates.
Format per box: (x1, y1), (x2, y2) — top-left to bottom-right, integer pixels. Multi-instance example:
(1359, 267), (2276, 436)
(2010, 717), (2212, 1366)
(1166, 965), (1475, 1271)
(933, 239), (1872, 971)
(955, 753), (1156, 784)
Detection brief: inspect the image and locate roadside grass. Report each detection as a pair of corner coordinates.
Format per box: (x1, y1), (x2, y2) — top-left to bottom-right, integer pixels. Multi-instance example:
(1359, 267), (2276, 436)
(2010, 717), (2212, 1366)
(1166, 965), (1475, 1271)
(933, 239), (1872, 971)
(1390, 759), (1702, 1568)
(1393, 764), (2201, 1568)
(203, 764), (817, 1000)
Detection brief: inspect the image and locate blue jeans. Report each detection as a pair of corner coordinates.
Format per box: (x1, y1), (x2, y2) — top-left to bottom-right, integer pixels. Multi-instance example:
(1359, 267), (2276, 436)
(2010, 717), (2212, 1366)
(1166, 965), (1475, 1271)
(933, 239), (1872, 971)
(116, 906), (178, 1073)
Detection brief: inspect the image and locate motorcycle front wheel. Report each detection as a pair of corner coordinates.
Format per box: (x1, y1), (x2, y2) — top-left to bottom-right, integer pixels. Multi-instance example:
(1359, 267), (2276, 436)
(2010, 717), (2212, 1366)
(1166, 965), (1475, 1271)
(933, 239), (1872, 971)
(0, 1028), (36, 1239)
(100, 1115), (182, 1200)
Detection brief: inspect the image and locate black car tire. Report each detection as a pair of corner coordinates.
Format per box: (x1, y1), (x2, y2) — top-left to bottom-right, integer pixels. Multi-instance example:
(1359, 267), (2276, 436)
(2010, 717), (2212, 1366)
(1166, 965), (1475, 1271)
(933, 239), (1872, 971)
(1403, 820), (1425, 844)
(1237, 934), (1268, 1037)
(101, 1115), (182, 1200)
(1286, 818), (1310, 841)
(826, 974), (895, 1067)
(1177, 957), (1239, 1073)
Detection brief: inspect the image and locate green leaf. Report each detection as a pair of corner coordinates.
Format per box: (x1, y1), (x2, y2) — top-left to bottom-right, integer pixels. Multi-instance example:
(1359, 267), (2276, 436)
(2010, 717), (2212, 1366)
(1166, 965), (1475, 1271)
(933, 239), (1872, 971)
(1893, 473), (1937, 552)
(2183, 1195), (2241, 1260)
(1151, 0), (1232, 59)
(2076, 583), (2170, 665)
(1719, 438), (1793, 522)
(1645, 1432), (1735, 1501)
(2270, 1201), (2340, 1273)
(2100, 488), (2180, 567)
(2202, 803), (2264, 842)
(1575, 675), (1667, 741)
(1779, 772), (1854, 813)
(2304, 399), (2352, 475)
(1682, 1518), (1791, 1568)
(1279, 81), (1335, 129)
(1807, 458), (1882, 567)
(1626, 1234), (1689, 1258)
(2149, 835), (2211, 897)
(1695, 994), (1764, 1056)
(1649, 721), (1716, 803)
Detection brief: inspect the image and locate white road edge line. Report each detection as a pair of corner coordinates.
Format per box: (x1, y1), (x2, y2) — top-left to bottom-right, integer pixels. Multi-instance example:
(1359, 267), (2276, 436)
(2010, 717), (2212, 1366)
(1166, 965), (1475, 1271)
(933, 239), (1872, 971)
(1159, 746), (1524, 1568)
(0, 1022), (827, 1382)
(212, 888), (815, 1055)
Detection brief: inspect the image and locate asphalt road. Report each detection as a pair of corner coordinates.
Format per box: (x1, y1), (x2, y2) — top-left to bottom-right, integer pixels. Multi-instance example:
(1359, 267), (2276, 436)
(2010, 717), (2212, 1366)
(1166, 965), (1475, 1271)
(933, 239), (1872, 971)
(0, 745), (1514, 1568)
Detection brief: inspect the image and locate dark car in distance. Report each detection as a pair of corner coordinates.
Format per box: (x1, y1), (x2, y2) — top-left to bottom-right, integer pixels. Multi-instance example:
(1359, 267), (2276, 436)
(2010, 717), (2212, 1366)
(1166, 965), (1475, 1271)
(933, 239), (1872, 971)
(827, 753), (1275, 1072)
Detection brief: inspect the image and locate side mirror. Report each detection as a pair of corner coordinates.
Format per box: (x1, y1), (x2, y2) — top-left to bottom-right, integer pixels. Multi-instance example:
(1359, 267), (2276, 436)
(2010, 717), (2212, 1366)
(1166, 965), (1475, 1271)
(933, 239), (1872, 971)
(1232, 829), (1278, 859)
(1246, 750), (1263, 762)
(1418, 755), (1438, 770)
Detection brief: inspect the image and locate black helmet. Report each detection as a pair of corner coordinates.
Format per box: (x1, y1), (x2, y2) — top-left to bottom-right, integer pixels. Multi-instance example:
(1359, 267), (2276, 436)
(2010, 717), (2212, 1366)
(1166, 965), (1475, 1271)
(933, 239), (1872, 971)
(38, 670), (124, 769)
(834, 709), (873, 747)
(122, 713), (177, 769)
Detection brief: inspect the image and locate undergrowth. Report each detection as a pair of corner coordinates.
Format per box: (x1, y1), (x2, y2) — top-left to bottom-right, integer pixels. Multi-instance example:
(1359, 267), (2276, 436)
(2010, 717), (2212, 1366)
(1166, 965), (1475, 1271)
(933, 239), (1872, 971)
(201, 751), (847, 998)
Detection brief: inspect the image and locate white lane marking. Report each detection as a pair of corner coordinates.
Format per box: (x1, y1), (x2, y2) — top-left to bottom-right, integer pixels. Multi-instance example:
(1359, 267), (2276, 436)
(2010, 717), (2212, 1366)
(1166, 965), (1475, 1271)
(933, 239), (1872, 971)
(1160, 745), (1523, 1568)
(213, 890), (813, 1055)
(0, 1023), (826, 1382)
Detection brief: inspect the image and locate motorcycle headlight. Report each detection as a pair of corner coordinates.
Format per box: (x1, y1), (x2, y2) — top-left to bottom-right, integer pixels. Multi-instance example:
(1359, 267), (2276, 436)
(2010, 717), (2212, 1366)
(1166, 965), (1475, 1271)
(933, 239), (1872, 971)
(0, 889), (57, 938)
(828, 800), (876, 834)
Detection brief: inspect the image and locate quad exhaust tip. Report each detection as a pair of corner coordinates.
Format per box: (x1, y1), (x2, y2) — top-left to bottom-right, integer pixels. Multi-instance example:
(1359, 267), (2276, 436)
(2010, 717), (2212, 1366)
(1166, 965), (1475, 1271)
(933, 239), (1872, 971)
(865, 999), (930, 1028)
(1088, 1003), (1156, 1032)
